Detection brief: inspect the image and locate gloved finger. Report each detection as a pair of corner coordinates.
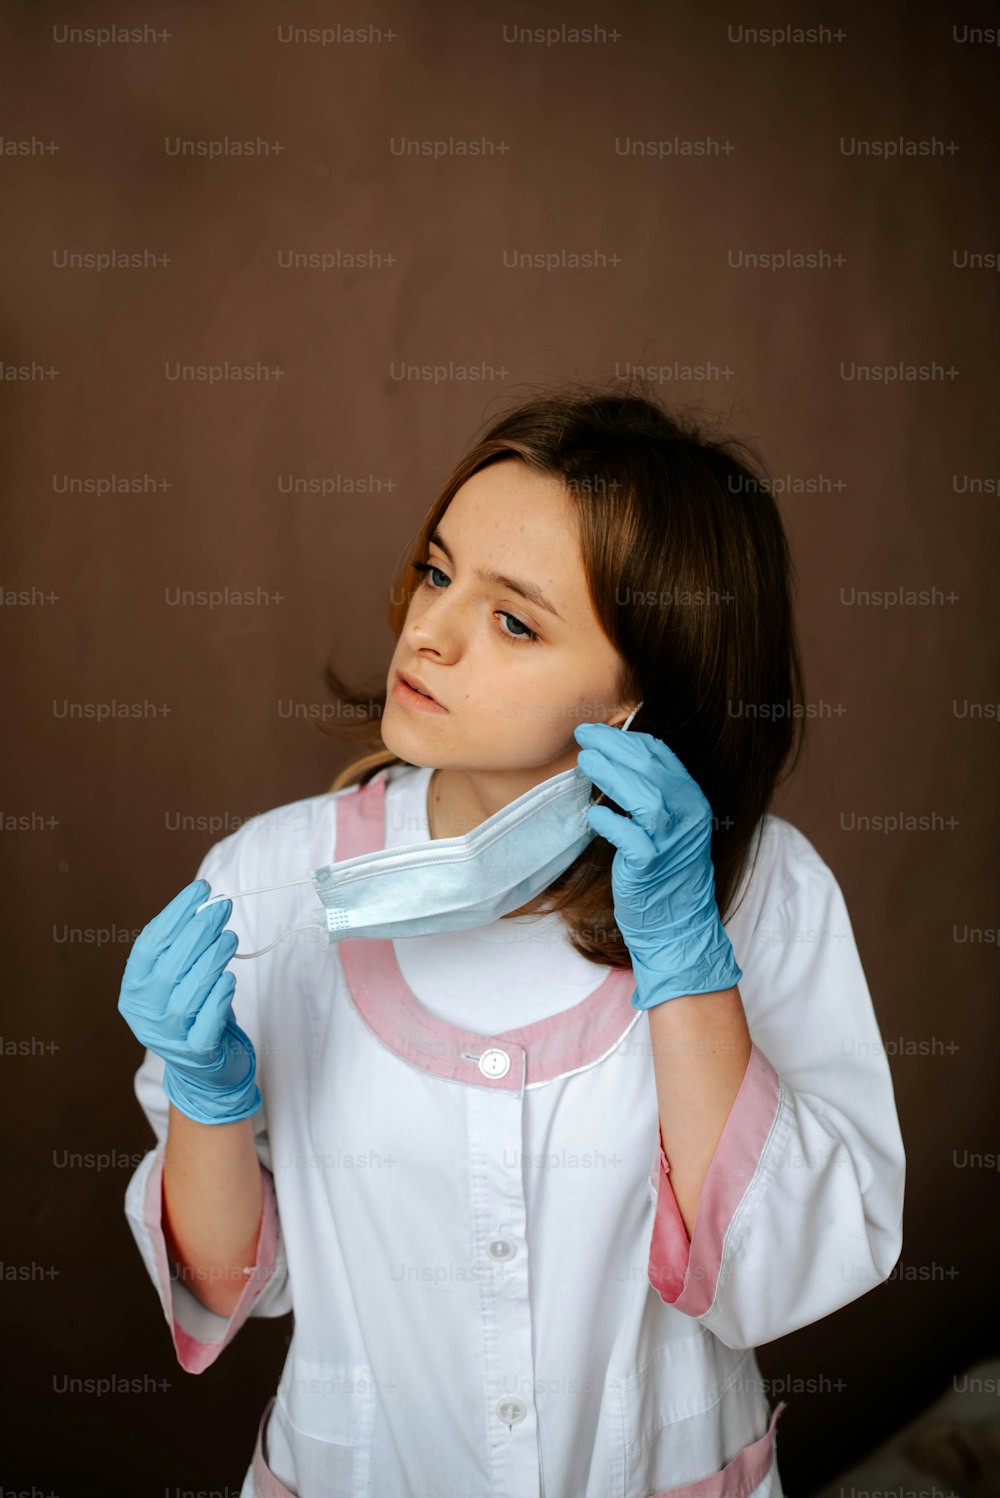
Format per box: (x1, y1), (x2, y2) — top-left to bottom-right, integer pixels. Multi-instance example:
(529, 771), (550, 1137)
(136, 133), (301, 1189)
(576, 748), (673, 841)
(186, 967), (237, 1055)
(122, 879), (211, 985)
(586, 803), (657, 871)
(164, 926), (239, 1024)
(576, 721), (694, 784)
(577, 724), (709, 815)
(157, 897), (234, 990)
(575, 723), (663, 763)
(575, 721), (662, 756)
(646, 744), (712, 821)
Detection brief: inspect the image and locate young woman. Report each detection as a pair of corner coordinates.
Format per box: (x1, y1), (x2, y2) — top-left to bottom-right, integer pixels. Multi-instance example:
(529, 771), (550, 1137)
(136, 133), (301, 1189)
(120, 382), (906, 1498)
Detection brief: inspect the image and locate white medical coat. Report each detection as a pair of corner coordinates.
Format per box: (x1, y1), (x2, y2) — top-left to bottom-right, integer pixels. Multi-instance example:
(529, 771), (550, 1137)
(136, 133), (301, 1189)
(124, 761), (906, 1498)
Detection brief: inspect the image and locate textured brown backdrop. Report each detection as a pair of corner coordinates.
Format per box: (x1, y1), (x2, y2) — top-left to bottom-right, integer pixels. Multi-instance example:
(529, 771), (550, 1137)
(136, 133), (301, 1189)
(2, 0), (998, 1492)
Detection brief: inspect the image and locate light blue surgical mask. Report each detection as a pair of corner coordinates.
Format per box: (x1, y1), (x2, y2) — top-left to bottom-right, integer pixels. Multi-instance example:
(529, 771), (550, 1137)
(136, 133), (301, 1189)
(198, 703), (643, 959)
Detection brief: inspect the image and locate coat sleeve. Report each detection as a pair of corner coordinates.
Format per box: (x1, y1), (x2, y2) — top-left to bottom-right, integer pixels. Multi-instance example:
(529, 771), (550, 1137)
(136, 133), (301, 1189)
(123, 820), (293, 1374)
(646, 819), (906, 1350)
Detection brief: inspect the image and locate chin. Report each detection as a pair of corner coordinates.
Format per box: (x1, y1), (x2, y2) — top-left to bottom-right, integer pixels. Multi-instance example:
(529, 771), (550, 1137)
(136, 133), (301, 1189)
(379, 715), (433, 768)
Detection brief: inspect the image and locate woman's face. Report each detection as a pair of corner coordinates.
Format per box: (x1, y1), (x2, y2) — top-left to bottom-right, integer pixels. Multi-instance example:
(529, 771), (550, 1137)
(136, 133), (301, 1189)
(382, 458), (634, 798)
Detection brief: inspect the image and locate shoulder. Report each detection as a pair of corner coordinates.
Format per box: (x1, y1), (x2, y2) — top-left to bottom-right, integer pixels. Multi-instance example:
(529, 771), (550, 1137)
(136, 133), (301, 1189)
(192, 788), (343, 893)
(189, 787), (354, 963)
(726, 812), (843, 936)
(192, 759), (426, 891)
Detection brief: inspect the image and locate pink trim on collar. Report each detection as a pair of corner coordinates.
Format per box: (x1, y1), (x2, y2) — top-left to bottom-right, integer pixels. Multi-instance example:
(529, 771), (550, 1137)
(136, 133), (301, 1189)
(334, 770), (640, 1092)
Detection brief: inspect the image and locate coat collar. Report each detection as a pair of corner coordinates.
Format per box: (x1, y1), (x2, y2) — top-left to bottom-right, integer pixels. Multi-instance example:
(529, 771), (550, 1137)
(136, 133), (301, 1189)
(334, 769), (641, 1094)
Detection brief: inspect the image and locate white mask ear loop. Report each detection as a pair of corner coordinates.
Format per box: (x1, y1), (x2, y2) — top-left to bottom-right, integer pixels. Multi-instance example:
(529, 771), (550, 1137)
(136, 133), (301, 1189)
(195, 878), (322, 960)
(591, 699), (643, 811)
(227, 924), (324, 960)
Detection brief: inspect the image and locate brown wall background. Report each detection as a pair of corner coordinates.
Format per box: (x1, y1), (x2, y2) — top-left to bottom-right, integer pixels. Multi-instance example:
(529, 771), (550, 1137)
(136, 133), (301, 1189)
(2, 0), (998, 1492)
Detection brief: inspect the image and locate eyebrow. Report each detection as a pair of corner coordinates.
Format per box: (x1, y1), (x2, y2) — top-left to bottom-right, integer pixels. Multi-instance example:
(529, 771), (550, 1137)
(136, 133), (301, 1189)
(427, 529), (564, 622)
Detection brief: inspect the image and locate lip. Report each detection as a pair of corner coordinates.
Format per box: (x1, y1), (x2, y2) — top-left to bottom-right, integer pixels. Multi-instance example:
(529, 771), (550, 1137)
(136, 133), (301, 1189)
(392, 669), (448, 714)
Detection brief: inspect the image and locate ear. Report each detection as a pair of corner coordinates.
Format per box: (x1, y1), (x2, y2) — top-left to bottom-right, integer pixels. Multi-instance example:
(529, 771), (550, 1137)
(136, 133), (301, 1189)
(609, 701), (643, 730)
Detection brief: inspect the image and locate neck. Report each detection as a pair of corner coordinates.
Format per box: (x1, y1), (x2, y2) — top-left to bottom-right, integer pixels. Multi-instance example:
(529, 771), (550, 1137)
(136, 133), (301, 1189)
(426, 759), (576, 841)
(428, 768), (479, 840)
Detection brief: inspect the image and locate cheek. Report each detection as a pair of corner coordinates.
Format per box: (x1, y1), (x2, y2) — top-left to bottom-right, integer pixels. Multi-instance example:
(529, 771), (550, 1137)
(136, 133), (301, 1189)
(490, 685), (577, 739)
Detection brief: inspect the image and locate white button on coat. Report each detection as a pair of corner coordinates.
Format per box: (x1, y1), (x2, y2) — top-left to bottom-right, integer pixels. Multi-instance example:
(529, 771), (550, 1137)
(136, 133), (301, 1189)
(498, 1397), (528, 1426)
(478, 1047), (511, 1078)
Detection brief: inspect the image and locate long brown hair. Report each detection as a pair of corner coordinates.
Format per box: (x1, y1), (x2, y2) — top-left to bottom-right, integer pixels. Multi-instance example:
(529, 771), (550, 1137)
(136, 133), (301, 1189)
(319, 375), (806, 968)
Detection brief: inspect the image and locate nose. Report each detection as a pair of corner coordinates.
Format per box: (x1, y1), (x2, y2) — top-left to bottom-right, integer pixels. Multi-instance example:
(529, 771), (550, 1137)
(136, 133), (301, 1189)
(404, 582), (482, 655)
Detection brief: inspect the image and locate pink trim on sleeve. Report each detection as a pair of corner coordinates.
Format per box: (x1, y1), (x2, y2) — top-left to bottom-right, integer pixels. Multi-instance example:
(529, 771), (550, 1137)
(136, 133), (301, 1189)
(141, 1142), (280, 1374)
(649, 1041), (781, 1315)
(647, 1131), (692, 1302)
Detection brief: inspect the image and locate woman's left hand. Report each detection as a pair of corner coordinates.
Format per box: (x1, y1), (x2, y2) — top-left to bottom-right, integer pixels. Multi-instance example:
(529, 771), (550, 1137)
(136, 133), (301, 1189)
(573, 721), (743, 1009)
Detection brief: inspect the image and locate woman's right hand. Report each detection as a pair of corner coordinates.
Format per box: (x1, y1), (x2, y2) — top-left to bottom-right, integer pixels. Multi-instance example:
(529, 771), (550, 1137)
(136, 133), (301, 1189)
(118, 879), (262, 1125)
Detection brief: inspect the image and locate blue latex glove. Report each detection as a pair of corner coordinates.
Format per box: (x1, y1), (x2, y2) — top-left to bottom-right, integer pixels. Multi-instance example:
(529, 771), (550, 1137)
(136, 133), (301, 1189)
(573, 722), (743, 1009)
(118, 878), (262, 1125)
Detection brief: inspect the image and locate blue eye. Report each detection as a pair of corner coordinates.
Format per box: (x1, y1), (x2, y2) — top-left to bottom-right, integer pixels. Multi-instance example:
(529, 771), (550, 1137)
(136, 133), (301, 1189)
(408, 560), (539, 645)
